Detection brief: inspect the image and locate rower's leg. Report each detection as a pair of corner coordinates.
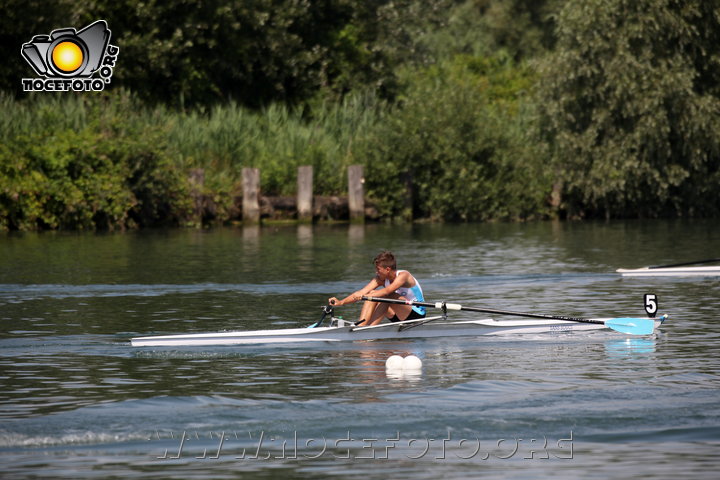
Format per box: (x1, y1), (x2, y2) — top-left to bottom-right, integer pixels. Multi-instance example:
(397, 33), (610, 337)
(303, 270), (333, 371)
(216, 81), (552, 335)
(361, 294), (414, 326)
(358, 299), (377, 326)
(389, 303), (414, 321)
(366, 302), (391, 326)
(384, 294), (414, 321)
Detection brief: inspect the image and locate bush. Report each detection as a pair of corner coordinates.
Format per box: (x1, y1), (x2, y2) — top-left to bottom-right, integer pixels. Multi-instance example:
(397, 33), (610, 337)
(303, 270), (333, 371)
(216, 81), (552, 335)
(359, 54), (550, 221)
(167, 91), (382, 198)
(0, 90), (382, 231)
(0, 92), (191, 230)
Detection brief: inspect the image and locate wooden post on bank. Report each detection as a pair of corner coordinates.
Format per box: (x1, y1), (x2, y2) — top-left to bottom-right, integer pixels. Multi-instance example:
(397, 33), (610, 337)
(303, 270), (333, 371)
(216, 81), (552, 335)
(348, 164), (365, 223)
(242, 167), (260, 223)
(297, 165), (313, 222)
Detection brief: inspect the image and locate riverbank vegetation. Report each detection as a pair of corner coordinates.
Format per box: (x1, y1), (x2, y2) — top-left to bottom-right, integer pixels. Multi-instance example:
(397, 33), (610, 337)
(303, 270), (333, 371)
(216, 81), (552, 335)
(1, 0), (718, 230)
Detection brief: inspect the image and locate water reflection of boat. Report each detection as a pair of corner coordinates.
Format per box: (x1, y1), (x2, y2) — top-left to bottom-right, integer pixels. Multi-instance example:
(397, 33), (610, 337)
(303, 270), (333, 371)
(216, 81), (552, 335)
(604, 338), (657, 356)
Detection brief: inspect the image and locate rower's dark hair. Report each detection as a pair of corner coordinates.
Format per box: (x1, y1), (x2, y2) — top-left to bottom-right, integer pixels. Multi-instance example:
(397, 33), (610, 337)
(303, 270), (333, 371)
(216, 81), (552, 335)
(374, 251), (396, 270)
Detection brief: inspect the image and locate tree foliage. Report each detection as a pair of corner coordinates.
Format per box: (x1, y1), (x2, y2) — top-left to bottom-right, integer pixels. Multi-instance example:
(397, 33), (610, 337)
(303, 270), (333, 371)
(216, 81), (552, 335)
(537, 0), (720, 218)
(0, 92), (191, 231)
(427, 0), (562, 60)
(2, 0), (719, 230)
(361, 54), (548, 221)
(3, 0), (457, 108)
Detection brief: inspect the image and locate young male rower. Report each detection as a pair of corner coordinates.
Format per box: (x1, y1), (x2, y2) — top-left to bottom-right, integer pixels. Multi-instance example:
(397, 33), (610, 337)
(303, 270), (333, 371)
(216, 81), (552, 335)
(328, 251), (425, 326)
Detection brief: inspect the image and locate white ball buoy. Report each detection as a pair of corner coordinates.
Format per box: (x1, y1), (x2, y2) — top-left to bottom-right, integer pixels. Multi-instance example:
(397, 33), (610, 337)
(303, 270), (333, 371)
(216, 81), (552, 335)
(402, 355), (423, 371)
(385, 355), (404, 370)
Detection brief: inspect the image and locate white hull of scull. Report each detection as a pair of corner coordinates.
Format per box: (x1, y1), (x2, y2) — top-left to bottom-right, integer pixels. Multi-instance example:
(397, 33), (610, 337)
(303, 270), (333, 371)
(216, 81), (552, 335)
(130, 316), (664, 347)
(617, 266), (720, 277)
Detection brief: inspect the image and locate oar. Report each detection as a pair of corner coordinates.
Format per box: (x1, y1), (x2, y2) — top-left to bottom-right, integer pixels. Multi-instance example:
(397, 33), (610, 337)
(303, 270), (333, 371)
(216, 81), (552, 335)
(361, 296), (657, 335)
(648, 258), (720, 269)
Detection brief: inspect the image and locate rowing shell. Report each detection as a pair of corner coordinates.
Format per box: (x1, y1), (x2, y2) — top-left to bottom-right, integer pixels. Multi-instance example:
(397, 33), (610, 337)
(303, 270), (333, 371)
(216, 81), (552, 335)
(130, 315), (667, 347)
(617, 266), (720, 277)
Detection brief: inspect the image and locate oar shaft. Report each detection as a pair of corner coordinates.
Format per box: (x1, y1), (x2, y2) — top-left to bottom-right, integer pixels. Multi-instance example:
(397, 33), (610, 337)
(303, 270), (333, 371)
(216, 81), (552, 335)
(360, 296), (658, 335)
(452, 304), (602, 324)
(361, 296), (604, 325)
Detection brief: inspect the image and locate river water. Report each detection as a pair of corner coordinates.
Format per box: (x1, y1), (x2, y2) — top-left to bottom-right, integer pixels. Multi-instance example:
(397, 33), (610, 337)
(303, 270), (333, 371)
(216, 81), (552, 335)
(1, 221), (718, 479)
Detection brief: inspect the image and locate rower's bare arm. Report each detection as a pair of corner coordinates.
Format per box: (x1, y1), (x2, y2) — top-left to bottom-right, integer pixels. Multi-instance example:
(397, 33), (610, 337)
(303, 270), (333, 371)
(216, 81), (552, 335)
(330, 278), (380, 306)
(372, 271), (412, 298)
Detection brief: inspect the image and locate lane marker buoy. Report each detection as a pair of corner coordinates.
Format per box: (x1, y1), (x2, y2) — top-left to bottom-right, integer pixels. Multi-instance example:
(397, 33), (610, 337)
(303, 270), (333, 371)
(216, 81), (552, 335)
(385, 355), (404, 370)
(386, 354), (423, 375)
(403, 354), (422, 371)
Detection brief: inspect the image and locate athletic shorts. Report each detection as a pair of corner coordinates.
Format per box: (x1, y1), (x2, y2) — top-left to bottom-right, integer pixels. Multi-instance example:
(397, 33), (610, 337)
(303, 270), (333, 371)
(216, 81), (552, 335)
(389, 309), (426, 323)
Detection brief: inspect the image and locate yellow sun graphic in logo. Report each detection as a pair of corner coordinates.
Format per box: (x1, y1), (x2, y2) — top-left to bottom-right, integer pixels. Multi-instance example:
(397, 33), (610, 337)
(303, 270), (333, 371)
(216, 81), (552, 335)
(52, 41), (84, 73)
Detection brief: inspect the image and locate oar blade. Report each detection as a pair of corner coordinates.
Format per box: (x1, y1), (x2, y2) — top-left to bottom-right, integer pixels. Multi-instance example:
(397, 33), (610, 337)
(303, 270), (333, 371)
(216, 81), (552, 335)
(605, 317), (655, 335)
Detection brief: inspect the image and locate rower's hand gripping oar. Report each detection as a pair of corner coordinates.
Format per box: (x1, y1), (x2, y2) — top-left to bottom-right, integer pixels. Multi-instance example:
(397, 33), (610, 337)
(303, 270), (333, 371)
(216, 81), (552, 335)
(361, 296), (661, 335)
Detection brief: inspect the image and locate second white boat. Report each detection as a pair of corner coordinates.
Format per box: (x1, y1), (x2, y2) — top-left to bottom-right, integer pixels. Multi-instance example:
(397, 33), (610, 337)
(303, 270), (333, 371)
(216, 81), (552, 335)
(617, 266), (720, 277)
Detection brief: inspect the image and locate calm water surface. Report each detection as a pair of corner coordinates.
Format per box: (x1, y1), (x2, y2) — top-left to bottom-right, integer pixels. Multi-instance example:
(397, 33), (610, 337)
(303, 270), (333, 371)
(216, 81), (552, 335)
(1, 221), (719, 479)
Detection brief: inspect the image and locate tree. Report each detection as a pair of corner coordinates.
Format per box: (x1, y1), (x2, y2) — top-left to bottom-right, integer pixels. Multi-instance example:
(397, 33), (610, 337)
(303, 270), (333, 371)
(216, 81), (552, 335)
(537, 0), (720, 218)
(435, 0), (562, 60)
(1, 0), (483, 108)
(81, 0), (357, 108)
(1, 0), (68, 97)
(361, 54), (548, 221)
(4, 0), (361, 108)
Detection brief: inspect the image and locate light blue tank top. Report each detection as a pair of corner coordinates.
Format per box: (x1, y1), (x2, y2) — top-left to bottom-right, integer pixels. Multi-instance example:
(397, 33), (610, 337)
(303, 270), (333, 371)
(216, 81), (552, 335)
(385, 270), (425, 315)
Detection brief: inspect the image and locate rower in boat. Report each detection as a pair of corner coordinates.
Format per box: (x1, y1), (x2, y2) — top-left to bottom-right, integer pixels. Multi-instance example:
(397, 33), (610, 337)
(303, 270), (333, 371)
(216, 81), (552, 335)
(328, 251), (426, 326)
